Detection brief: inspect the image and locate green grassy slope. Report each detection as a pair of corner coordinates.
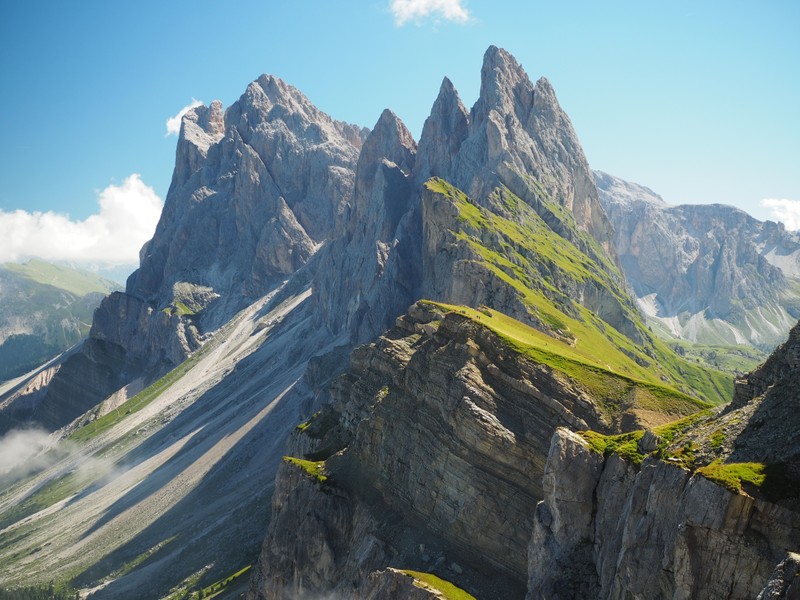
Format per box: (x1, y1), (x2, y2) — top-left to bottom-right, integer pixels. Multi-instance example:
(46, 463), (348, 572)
(425, 178), (731, 407)
(3, 259), (120, 297)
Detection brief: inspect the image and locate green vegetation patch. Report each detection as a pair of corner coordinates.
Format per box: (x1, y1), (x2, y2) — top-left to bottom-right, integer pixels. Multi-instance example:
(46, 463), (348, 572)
(401, 570), (476, 600)
(191, 565), (251, 600)
(0, 582), (77, 600)
(0, 472), (80, 532)
(163, 301), (196, 317)
(580, 410), (713, 467)
(696, 461), (797, 500)
(709, 430), (726, 449)
(423, 178), (731, 407)
(670, 341), (765, 376)
(426, 301), (710, 420)
(581, 430), (646, 465)
(283, 456), (328, 484)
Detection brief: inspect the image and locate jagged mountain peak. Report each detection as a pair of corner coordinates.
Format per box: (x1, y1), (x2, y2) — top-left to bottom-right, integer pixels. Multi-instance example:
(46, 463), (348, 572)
(361, 108), (417, 173)
(466, 54), (613, 249)
(472, 45), (533, 129)
(414, 76), (469, 183)
(597, 171), (800, 348)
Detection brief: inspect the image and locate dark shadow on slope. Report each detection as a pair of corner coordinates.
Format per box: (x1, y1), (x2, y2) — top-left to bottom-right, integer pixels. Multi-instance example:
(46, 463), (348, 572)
(74, 315), (310, 539)
(74, 370), (312, 598)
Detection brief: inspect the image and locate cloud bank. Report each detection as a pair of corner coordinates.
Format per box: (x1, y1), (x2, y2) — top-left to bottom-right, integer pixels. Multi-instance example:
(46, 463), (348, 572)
(390, 0), (470, 26)
(761, 198), (800, 231)
(166, 99), (204, 136)
(0, 174), (163, 268)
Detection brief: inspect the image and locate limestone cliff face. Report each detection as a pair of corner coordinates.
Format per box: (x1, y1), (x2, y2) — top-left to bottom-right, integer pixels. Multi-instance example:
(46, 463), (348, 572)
(15, 76), (366, 431)
(311, 45), (621, 347)
(597, 170), (800, 349)
(529, 320), (800, 599)
(440, 47), (612, 249)
(528, 429), (800, 600)
(247, 302), (671, 600)
(412, 47), (614, 277)
(313, 109), (422, 344)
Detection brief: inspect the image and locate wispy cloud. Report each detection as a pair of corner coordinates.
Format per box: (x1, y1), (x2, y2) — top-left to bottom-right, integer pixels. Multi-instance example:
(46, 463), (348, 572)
(0, 427), (52, 477)
(165, 98), (204, 136)
(390, 0), (471, 26)
(0, 426), (123, 489)
(761, 198), (800, 231)
(0, 174), (163, 268)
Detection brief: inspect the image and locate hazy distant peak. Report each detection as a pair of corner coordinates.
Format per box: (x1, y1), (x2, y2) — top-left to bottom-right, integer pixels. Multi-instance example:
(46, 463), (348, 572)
(594, 170), (668, 208)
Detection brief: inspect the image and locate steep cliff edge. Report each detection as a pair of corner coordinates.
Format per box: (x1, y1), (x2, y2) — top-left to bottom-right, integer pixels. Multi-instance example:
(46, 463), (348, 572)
(528, 321), (800, 599)
(248, 300), (718, 599)
(246, 47), (733, 600)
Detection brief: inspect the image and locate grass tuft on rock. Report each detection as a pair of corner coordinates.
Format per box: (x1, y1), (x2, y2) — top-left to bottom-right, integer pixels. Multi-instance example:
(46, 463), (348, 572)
(283, 456), (328, 484)
(401, 570), (476, 600)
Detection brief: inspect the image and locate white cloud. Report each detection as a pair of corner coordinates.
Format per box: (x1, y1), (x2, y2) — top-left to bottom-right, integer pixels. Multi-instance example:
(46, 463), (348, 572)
(0, 427), (51, 477)
(390, 0), (471, 26)
(761, 198), (800, 231)
(165, 98), (203, 136)
(0, 174), (163, 268)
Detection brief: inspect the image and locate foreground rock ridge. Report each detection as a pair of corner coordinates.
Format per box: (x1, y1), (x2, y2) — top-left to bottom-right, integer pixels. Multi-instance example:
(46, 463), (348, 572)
(528, 320), (800, 599)
(0, 45), (788, 600)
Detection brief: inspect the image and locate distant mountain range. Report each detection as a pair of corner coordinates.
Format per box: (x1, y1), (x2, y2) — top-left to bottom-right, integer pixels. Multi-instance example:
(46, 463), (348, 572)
(0, 47), (796, 600)
(0, 259), (120, 382)
(597, 170), (800, 352)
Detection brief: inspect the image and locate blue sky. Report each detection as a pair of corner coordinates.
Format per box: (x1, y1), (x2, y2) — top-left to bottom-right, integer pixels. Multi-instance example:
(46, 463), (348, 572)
(1, 1), (798, 273)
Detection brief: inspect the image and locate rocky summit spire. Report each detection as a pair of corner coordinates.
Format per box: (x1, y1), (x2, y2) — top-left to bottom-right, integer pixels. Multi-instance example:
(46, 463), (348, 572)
(414, 76), (469, 184)
(348, 108), (417, 239)
(170, 100), (225, 193)
(472, 45), (534, 129)
(313, 108), (421, 344)
(437, 45), (614, 249)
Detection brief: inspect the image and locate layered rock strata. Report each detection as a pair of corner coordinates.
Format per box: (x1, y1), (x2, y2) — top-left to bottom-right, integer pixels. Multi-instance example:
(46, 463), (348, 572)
(247, 301), (699, 599)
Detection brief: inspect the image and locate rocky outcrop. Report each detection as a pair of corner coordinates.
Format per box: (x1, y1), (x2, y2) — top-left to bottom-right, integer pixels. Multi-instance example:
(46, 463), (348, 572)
(312, 45), (623, 347)
(758, 553), (800, 600)
(529, 319), (800, 599)
(9, 75), (367, 432)
(313, 109), (422, 343)
(419, 180), (649, 346)
(529, 428), (800, 600)
(444, 47), (613, 250)
(248, 298), (710, 599)
(597, 170), (800, 349)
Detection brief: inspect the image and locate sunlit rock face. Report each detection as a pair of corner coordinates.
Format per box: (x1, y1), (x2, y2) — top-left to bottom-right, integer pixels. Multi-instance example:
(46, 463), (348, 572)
(597, 169), (800, 349)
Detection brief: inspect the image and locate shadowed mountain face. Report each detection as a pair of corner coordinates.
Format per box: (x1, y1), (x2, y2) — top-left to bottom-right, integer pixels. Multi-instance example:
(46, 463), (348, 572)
(0, 46), (761, 600)
(596, 170), (800, 350)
